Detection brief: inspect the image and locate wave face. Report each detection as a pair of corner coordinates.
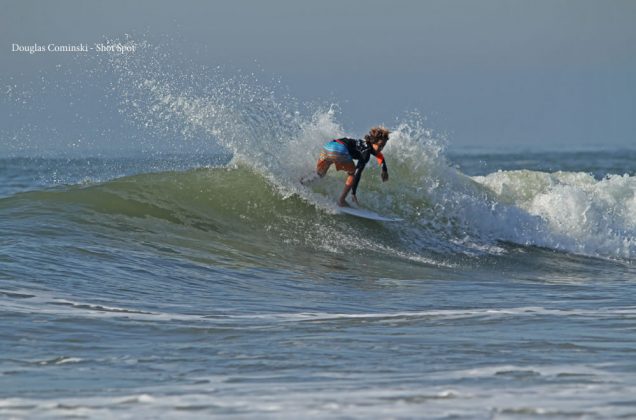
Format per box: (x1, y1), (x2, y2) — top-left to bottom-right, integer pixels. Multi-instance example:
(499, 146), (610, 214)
(2, 152), (636, 266)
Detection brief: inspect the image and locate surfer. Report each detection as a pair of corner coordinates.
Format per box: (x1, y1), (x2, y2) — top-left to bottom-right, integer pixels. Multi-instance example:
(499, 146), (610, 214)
(304, 126), (390, 207)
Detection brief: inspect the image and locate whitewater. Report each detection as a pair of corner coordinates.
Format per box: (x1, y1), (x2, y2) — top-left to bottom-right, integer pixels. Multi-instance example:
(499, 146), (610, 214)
(2, 40), (636, 418)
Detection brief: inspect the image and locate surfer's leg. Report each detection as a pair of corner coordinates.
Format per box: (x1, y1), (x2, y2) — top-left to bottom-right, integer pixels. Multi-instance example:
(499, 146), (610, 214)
(335, 161), (356, 175)
(336, 164), (356, 207)
(299, 157), (328, 185)
(316, 157), (331, 177)
(338, 182), (353, 207)
(301, 149), (333, 185)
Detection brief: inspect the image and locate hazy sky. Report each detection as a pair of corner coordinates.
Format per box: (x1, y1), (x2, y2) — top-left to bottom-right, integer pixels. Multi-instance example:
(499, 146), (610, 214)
(3, 0), (636, 151)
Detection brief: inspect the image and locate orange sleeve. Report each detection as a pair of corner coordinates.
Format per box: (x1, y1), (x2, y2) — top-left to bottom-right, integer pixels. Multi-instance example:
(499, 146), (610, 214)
(375, 152), (385, 166)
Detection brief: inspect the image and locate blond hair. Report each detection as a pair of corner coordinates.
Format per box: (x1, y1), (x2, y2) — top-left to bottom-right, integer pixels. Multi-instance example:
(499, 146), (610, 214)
(364, 126), (390, 144)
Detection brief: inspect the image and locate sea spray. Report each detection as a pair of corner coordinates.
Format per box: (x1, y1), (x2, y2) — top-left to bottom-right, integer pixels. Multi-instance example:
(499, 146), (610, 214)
(4, 37), (635, 261)
(475, 170), (636, 259)
(105, 40), (636, 260)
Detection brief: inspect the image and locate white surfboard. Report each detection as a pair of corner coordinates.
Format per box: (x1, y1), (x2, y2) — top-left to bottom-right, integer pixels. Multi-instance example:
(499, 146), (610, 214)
(338, 206), (403, 222)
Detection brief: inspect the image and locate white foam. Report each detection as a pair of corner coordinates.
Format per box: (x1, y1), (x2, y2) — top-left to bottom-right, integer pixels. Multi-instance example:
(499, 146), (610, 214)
(2, 366), (635, 419)
(475, 170), (636, 259)
(4, 289), (636, 325)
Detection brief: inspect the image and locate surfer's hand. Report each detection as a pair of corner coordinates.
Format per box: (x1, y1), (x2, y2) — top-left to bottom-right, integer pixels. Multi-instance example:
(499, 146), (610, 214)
(351, 194), (359, 206)
(381, 169), (389, 182)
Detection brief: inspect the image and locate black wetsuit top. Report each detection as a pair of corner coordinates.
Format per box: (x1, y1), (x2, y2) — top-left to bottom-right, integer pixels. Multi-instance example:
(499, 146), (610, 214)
(335, 138), (388, 195)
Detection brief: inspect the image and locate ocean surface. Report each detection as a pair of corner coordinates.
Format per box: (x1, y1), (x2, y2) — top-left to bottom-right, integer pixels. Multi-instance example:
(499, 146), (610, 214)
(2, 147), (636, 419)
(2, 44), (636, 418)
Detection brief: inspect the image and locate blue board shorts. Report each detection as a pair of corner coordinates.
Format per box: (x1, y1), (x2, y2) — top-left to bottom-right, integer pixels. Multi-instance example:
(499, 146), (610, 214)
(317, 141), (355, 175)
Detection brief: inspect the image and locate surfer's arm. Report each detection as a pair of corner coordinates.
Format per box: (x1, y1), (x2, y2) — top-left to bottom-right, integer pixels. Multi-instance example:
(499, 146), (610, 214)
(351, 156), (368, 196)
(375, 152), (389, 182)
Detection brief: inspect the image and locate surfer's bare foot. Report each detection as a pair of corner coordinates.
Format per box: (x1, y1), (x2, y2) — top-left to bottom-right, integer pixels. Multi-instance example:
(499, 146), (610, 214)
(300, 173), (319, 185)
(337, 199), (350, 207)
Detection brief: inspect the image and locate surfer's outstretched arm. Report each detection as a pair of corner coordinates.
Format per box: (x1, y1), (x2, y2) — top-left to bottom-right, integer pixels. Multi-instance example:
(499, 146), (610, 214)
(375, 151), (389, 182)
